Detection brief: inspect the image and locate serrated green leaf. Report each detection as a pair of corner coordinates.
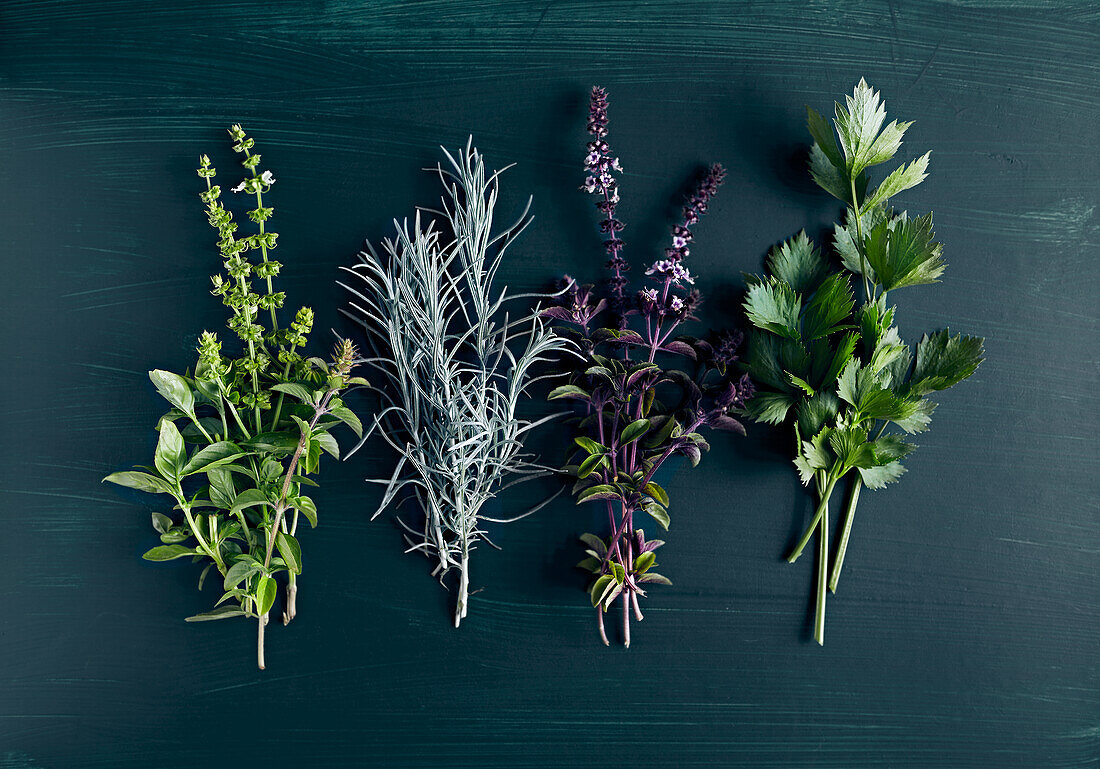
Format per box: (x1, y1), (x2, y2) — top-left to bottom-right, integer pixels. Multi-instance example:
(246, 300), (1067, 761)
(809, 142), (852, 203)
(806, 106), (843, 170)
(802, 272), (855, 341)
(858, 461), (907, 489)
(894, 398), (936, 433)
(796, 391), (841, 439)
(743, 278), (802, 341)
(829, 426), (876, 472)
(637, 572), (673, 586)
(786, 372), (815, 396)
(872, 434), (916, 462)
(863, 212), (945, 292)
(833, 79), (912, 176)
(834, 206), (888, 280)
(864, 152), (930, 209)
(742, 331), (791, 392)
(766, 231), (828, 294)
(911, 329), (985, 395)
(745, 392), (796, 425)
(822, 332), (859, 387)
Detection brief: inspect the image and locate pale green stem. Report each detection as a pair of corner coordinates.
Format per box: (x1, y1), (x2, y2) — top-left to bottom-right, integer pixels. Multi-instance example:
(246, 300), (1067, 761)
(829, 476), (862, 593)
(814, 491), (829, 646)
(849, 175), (872, 302)
(788, 472), (838, 563)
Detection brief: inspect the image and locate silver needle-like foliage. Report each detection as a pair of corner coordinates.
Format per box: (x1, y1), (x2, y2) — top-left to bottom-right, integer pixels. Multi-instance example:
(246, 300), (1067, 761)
(340, 139), (570, 626)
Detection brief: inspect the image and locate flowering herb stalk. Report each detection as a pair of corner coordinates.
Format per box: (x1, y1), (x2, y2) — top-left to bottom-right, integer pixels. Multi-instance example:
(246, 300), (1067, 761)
(340, 140), (571, 626)
(546, 87), (754, 646)
(742, 81), (985, 644)
(104, 126), (364, 669)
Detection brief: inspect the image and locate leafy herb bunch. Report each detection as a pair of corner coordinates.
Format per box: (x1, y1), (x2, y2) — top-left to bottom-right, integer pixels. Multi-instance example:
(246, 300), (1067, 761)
(546, 87), (755, 646)
(341, 140), (571, 627)
(104, 126), (364, 669)
(742, 80), (985, 644)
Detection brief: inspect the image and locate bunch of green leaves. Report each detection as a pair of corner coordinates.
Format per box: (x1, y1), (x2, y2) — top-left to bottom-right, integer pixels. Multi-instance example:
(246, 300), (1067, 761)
(340, 140), (571, 627)
(104, 126), (364, 669)
(742, 80), (985, 644)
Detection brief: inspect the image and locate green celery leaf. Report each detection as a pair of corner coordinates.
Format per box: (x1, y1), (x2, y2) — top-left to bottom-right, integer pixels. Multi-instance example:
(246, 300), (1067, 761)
(766, 231), (828, 294)
(802, 272), (855, 341)
(858, 461), (907, 489)
(863, 212), (945, 292)
(809, 142), (852, 203)
(864, 152), (930, 209)
(829, 425), (876, 472)
(745, 391), (796, 425)
(743, 278), (802, 341)
(911, 329), (985, 394)
(894, 398), (936, 433)
(796, 391), (841, 439)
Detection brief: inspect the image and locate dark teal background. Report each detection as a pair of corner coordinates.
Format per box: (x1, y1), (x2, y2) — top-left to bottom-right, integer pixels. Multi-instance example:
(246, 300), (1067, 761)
(1, 1), (1097, 767)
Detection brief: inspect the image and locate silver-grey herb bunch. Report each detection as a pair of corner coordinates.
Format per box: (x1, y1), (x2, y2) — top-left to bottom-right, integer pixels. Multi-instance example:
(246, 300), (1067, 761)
(341, 140), (571, 626)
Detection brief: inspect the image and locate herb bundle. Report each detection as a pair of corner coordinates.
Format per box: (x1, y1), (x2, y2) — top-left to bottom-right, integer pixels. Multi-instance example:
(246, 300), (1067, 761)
(340, 140), (570, 627)
(545, 87), (754, 646)
(104, 126), (364, 669)
(742, 80), (985, 644)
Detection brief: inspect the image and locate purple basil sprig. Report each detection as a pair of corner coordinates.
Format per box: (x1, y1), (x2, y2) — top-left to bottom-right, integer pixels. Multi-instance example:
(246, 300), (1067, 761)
(545, 86), (754, 646)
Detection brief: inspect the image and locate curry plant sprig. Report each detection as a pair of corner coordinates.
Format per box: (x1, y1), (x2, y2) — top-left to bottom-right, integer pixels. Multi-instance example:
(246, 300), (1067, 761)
(742, 80), (985, 644)
(341, 140), (571, 627)
(545, 87), (754, 646)
(104, 126), (365, 669)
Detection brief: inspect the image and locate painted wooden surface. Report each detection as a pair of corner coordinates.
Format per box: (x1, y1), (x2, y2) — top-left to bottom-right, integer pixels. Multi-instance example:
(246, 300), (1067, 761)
(0, 1), (1097, 766)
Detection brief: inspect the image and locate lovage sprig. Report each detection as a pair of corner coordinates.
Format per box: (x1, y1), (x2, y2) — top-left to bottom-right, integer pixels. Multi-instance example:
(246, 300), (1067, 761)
(545, 87), (753, 646)
(742, 81), (985, 644)
(104, 126), (364, 669)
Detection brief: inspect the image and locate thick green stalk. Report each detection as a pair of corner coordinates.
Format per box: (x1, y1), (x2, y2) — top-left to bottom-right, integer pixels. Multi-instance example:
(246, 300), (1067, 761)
(849, 175), (872, 301)
(814, 492), (829, 646)
(829, 476), (863, 593)
(788, 472), (838, 563)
